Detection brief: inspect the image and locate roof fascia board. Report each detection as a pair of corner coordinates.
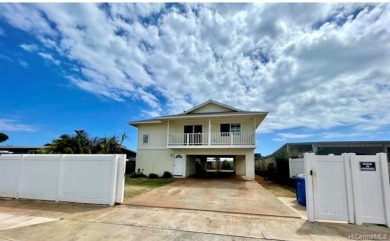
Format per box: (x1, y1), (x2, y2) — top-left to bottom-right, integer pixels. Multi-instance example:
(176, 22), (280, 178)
(157, 112), (268, 120)
(128, 120), (162, 126)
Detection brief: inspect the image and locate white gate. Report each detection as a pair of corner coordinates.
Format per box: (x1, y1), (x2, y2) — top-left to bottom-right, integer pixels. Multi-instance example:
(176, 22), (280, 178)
(173, 154), (183, 176)
(0, 154), (126, 206)
(350, 154), (390, 225)
(305, 153), (390, 227)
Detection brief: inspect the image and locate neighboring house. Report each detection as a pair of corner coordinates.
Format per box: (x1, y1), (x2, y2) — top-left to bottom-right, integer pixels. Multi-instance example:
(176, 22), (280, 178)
(255, 155), (273, 172)
(0, 146), (43, 154)
(274, 141), (390, 161)
(120, 146), (137, 174)
(128, 100), (268, 180)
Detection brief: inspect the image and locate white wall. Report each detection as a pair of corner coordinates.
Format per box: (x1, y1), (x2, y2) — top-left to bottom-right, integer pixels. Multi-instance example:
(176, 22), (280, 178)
(289, 158), (304, 177)
(236, 155), (246, 176)
(0, 154), (126, 206)
(135, 149), (173, 176)
(137, 122), (168, 149)
(245, 152), (255, 180)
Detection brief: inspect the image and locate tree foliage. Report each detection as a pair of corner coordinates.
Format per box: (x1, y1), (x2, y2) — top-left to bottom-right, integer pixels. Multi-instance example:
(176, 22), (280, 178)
(0, 133), (9, 143)
(272, 150), (293, 186)
(40, 130), (127, 154)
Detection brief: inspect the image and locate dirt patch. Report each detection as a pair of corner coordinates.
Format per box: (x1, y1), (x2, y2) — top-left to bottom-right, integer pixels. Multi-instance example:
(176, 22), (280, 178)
(255, 175), (296, 198)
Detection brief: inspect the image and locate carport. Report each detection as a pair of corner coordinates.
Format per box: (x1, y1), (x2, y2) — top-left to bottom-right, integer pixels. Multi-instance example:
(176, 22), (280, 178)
(173, 148), (255, 180)
(186, 155), (247, 177)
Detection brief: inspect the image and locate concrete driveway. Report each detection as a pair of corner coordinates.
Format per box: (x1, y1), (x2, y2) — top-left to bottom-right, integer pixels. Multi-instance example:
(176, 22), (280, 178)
(1, 178), (388, 240)
(0, 199), (351, 241)
(127, 177), (300, 218)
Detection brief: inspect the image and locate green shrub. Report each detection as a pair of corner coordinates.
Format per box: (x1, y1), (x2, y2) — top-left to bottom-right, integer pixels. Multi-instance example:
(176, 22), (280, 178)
(148, 173), (159, 179)
(273, 150), (295, 187)
(161, 171), (172, 178)
(267, 162), (276, 172)
(129, 172), (147, 178)
(266, 162), (276, 180)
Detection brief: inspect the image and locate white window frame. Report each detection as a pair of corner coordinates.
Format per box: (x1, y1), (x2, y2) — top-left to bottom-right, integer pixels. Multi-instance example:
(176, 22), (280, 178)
(142, 134), (149, 144)
(230, 123), (241, 134)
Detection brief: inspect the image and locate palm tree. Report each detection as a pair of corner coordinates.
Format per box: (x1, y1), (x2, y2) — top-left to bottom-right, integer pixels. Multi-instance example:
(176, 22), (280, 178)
(0, 133), (9, 143)
(98, 133), (127, 154)
(40, 131), (127, 154)
(40, 134), (75, 154)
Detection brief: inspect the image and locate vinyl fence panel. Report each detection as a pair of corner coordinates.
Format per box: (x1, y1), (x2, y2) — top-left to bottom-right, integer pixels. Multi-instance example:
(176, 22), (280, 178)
(350, 154), (390, 226)
(311, 154), (352, 222)
(305, 153), (390, 227)
(0, 154), (126, 206)
(289, 158), (304, 178)
(19, 155), (62, 201)
(0, 155), (21, 197)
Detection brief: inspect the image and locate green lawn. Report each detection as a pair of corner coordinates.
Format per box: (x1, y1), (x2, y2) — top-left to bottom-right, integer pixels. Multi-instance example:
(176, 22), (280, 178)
(124, 176), (176, 201)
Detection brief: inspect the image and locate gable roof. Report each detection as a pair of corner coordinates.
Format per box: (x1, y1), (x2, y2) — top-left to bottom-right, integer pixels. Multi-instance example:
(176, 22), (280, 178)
(128, 100), (268, 127)
(184, 100), (242, 114)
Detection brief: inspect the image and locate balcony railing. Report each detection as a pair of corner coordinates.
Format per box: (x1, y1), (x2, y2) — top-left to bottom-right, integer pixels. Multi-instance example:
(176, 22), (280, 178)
(168, 132), (255, 146)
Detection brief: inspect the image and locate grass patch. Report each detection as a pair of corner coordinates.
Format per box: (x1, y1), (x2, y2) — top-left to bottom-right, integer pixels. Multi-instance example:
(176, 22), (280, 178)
(255, 175), (296, 198)
(124, 176), (176, 201)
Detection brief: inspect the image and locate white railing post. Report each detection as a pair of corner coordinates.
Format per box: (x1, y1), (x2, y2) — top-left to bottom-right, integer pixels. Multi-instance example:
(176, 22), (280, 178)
(170, 131), (255, 146)
(208, 118), (211, 146)
(167, 120), (170, 145)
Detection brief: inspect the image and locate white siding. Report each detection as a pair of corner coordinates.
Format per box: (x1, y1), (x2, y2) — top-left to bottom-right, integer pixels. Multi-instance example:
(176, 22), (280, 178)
(190, 103), (233, 113)
(137, 122), (168, 149)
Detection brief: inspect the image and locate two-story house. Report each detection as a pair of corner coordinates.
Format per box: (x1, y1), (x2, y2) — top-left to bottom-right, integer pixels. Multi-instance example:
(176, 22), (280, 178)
(128, 100), (268, 180)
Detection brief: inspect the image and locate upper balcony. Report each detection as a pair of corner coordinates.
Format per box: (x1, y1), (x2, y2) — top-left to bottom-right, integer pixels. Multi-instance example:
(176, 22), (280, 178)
(168, 132), (255, 148)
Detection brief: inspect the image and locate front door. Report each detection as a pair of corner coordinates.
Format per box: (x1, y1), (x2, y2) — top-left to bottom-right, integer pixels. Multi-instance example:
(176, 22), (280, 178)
(173, 154), (184, 176)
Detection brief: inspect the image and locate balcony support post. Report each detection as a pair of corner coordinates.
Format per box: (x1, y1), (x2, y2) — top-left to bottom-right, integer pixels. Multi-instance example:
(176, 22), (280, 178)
(253, 117), (256, 145)
(208, 118), (211, 146)
(167, 120), (170, 145)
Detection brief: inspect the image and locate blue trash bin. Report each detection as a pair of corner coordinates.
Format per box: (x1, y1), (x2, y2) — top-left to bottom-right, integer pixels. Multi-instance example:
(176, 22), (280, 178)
(295, 174), (306, 206)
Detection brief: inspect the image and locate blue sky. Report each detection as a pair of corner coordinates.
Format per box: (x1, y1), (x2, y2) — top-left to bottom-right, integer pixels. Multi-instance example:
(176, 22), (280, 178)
(0, 3), (390, 155)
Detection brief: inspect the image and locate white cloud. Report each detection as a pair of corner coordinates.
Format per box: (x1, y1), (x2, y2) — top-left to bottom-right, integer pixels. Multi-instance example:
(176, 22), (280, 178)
(20, 43), (38, 52)
(0, 118), (38, 132)
(1, 3), (390, 134)
(0, 3), (56, 37)
(18, 59), (29, 68)
(38, 52), (60, 65)
(272, 132), (314, 142)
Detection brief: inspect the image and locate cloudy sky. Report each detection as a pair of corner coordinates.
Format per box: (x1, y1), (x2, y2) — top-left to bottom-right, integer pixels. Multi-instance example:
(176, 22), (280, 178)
(0, 3), (389, 155)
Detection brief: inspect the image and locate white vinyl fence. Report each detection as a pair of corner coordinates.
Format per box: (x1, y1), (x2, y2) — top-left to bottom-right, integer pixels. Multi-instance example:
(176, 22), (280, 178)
(0, 154), (126, 206)
(289, 158), (304, 178)
(304, 153), (390, 227)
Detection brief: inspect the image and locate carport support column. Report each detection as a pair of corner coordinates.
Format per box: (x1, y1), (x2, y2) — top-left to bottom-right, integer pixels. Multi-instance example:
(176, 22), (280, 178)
(245, 151), (255, 180)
